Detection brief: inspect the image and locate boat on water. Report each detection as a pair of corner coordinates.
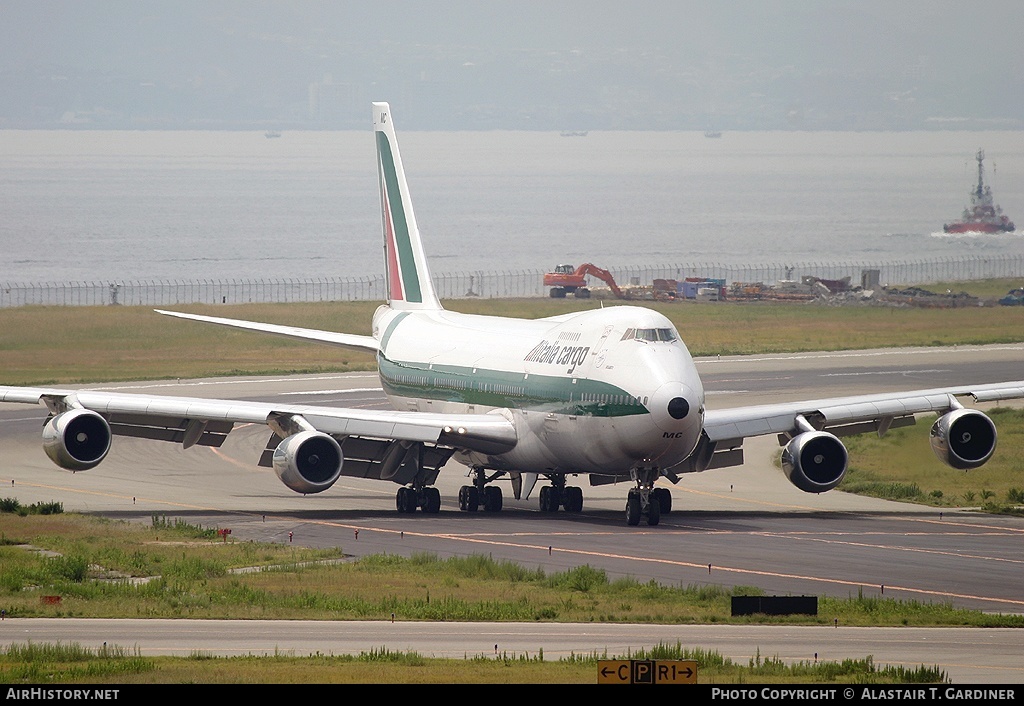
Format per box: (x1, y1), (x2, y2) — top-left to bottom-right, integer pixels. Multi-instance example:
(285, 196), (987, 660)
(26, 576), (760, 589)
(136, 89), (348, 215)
(264, 130), (282, 139)
(943, 149), (1015, 233)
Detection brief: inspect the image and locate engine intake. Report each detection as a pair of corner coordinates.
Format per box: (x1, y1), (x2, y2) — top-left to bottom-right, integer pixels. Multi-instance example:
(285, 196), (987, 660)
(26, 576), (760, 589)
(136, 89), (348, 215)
(42, 409), (112, 471)
(930, 409), (997, 470)
(273, 430), (343, 494)
(781, 430), (848, 493)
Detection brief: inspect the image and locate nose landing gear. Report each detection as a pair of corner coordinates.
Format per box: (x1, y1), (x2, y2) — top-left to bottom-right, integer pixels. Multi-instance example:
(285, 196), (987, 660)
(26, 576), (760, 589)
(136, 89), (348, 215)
(625, 468), (667, 526)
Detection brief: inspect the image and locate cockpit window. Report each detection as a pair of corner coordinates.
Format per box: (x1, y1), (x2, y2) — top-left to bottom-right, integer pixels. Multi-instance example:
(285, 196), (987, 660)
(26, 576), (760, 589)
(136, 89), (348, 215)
(622, 327), (677, 342)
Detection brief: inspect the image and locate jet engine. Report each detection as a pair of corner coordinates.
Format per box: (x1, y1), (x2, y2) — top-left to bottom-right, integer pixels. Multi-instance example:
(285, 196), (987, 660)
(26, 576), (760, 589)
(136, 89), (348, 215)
(929, 409), (996, 470)
(781, 430), (848, 493)
(42, 409), (112, 471)
(272, 430), (344, 494)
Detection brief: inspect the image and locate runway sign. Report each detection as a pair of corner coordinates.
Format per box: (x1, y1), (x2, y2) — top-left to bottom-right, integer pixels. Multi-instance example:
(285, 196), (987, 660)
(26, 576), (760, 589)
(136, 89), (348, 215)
(597, 659), (697, 684)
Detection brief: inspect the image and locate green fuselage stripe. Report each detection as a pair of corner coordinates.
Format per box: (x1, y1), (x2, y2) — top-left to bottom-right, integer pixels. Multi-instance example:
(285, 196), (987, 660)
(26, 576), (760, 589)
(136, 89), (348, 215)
(377, 353), (649, 418)
(379, 311), (410, 352)
(376, 132), (422, 303)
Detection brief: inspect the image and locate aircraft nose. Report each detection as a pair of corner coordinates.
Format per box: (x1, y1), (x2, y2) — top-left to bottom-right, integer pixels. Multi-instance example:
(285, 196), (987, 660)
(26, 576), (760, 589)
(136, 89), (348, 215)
(650, 381), (701, 433)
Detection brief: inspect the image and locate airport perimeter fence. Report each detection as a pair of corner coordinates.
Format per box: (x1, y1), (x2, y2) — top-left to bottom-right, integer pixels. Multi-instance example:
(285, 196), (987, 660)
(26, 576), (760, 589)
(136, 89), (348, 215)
(2, 254), (1022, 308)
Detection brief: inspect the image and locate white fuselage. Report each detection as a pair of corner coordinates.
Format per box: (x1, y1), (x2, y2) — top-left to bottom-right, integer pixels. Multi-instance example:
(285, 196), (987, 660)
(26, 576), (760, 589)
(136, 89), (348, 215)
(371, 304), (705, 476)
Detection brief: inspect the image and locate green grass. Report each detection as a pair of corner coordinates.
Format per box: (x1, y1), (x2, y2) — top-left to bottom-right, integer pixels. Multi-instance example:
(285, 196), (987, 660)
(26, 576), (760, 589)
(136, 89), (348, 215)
(0, 302), (380, 385)
(0, 641), (949, 685)
(925, 278), (1024, 299)
(0, 513), (967, 684)
(1, 511), (1020, 628)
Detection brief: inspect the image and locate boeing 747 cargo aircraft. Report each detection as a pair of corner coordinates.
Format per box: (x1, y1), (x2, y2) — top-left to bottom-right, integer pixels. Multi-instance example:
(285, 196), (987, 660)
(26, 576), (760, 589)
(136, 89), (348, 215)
(3, 103), (1023, 525)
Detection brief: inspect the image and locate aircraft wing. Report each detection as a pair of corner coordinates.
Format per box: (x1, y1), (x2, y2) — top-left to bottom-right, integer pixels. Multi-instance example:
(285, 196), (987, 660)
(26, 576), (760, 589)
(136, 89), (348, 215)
(155, 309), (379, 352)
(699, 380), (1024, 470)
(0, 386), (516, 485)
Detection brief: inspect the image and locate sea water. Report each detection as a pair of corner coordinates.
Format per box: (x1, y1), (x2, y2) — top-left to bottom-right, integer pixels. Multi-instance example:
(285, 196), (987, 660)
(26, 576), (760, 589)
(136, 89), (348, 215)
(1, 129), (1022, 283)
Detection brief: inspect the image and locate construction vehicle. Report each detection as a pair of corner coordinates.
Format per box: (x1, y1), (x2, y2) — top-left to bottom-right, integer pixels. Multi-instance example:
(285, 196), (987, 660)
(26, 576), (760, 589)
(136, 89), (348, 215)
(543, 263), (624, 299)
(999, 288), (1024, 306)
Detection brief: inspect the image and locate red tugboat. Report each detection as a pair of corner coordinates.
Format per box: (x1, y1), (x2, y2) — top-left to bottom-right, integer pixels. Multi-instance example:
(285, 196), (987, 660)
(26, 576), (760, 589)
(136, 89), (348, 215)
(944, 149), (1015, 233)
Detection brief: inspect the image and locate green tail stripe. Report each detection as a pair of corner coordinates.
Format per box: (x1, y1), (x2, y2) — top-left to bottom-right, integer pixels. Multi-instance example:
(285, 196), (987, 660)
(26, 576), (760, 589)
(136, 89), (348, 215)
(379, 311), (410, 355)
(376, 132), (422, 303)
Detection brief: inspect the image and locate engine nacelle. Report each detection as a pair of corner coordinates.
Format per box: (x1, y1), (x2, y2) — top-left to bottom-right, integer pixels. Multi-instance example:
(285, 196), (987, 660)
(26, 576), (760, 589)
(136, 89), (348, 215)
(42, 409), (112, 471)
(781, 430), (848, 493)
(272, 431), (343, 494)
(930, 409), (997, 470)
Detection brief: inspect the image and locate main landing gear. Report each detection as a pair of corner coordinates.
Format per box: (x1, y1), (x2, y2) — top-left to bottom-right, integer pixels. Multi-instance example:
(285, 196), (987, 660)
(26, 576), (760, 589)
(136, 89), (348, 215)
(458, 466), (505, 512)
(538, 475), (584, 513)
(395, 483), (441, 514)
(625, 469), (672, 526)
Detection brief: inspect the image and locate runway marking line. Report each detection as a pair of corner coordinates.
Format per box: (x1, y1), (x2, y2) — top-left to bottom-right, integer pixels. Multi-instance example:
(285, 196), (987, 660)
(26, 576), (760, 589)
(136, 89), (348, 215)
(12, 476), (1022, 609)
(265, 514), (1024, 610)
(23, 474), (1019, 606)
(907, 515), (1024, 534)
(11, 482), (1022, 609)
(677, 485), (1024, 537)
(425, 533), (1024, 609)
(746, 530), (1024, 566)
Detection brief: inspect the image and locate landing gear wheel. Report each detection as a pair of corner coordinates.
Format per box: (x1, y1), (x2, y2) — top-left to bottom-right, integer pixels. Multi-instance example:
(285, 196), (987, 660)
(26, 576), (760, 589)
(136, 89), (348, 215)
(563, 486), (584, 513)
(422, 487), (441, 514)
(625, 491), (641, 526)
(653, 487), (672, 515)
(646, 497), (661, 526)
(459, 485), (480, 512)
(483, 485), (503, 512)
(539, 485), (563, 512)
(396, 486), (416, 513)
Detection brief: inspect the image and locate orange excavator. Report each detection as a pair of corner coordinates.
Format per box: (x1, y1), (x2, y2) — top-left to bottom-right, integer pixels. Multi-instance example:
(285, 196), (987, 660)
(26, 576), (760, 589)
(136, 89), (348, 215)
(543, 263), (624, 299)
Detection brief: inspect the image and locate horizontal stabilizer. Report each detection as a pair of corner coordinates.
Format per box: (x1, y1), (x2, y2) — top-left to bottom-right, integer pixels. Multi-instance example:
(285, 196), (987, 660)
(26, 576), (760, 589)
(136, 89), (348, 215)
(155, 309), (378, 352)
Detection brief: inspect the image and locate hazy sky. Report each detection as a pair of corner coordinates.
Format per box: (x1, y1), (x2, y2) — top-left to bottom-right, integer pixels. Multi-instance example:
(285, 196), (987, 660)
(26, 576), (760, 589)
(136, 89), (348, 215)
(2, 1), (1022, 129)
(5, 1), (1018, 57)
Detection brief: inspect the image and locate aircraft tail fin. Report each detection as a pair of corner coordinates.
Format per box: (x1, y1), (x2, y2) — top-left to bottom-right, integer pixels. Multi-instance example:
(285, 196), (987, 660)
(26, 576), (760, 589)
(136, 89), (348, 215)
(373, 102), (442, 311)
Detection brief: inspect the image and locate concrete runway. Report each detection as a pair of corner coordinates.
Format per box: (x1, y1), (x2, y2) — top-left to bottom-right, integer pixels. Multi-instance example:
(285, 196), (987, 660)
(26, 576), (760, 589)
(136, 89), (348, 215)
(2, 343), (1023, 683)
